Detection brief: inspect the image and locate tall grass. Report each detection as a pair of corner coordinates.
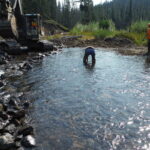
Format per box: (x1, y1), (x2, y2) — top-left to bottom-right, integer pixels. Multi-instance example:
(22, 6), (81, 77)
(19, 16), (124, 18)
(69, 20), (149, 46)
(93, 30), (115, 39)
(70, 21), (115, 39)
(70, 22), (99, 35)
(129, 21), (149, 33)
(115, 31), (146, 46)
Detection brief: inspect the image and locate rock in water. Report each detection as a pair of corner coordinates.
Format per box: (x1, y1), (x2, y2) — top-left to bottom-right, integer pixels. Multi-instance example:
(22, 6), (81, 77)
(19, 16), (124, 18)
(23, 102), (30, 109)
(14, 110), (26, 119)
(0, 112), (8, 120)
(21, 135), (36, 148)
(0, 82), (4, 88)
(5, 124), (16, 134)
(0, 57), (6, 65)
(0, 133), (15, 150)
(0, 70), (4, 78)
(18, 126), (34, 136)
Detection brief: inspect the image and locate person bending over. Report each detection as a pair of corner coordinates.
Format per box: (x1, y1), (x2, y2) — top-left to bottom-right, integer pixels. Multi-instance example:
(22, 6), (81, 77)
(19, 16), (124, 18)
(83, 46), (96, 65)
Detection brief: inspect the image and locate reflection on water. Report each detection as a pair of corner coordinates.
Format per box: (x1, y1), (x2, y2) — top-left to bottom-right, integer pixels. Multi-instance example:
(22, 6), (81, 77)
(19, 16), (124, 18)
(21, 48), (150, 150)
(145, 56), (150, 70)
(84, 63), (95, 70)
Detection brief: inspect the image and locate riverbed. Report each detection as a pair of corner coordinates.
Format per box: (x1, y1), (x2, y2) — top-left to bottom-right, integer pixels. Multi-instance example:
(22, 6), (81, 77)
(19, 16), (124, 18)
(18, 48), (150, 150)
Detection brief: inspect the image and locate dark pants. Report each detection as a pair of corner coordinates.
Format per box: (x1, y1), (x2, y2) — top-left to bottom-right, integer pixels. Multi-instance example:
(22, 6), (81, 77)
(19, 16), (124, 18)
(83, 53), (95, 64)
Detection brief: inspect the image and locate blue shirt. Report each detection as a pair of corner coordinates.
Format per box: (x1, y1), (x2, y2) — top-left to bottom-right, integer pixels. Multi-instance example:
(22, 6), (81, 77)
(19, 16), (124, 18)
(85, 48), (95, 55)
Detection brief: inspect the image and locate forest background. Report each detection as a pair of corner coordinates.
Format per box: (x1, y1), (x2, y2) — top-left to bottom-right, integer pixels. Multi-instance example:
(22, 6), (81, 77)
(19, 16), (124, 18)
(22, 0), (150, 46)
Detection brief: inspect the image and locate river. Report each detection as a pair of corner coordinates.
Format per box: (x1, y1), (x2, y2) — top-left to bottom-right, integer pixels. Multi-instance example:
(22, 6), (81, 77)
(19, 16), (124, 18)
(19, 48), (150, 150)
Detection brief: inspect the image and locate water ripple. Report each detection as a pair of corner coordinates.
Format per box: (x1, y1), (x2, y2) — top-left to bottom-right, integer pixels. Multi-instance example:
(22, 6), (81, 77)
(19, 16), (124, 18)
(18, 48), (150, 150)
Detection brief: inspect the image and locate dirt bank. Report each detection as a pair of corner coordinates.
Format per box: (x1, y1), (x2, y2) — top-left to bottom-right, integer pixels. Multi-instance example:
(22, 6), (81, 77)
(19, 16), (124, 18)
(51, 36), (148, 55)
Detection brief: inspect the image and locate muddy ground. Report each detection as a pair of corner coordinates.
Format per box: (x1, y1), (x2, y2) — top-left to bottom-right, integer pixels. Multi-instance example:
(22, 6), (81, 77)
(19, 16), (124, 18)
(51, 36), (148, 55)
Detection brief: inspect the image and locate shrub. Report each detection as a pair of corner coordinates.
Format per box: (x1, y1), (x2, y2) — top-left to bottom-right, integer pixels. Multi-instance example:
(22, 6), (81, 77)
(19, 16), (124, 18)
(93, 30), (114, 39)
(99, 20), (115, 31)
(129, 21), (150, 33)
(99, 20), (109, 29)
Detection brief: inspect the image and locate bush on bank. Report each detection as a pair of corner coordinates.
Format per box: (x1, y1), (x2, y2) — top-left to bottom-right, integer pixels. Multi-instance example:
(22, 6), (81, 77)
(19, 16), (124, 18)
(129, 21), (149, 33)
(99, 20), (116, 31)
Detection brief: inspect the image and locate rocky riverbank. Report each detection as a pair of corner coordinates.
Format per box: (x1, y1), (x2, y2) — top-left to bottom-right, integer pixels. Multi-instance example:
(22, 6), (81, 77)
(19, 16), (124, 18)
(0, 47), (61, 150)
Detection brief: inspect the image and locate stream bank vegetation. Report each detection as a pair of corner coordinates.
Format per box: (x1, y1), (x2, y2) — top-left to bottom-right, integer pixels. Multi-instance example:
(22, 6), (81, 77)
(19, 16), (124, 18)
(22, 0), (150, 47)
(46, 20), (148, 47)
(69, 20), (148, 46)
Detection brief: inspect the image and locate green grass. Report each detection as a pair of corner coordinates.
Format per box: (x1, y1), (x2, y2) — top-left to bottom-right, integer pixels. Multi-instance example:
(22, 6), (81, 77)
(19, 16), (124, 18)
(70, 21), (115, 35)
(70, 22), (99, 35)
(115, 31), (146, 46)
(43, 20), (149, 46)
(93, 30), (115, 39)
(99, 20), (116, 31)
(69, 21), (149, 46)
(45, 34), (64, 40)
(70, 22), (115, 40)
(129, 21), (149, 33)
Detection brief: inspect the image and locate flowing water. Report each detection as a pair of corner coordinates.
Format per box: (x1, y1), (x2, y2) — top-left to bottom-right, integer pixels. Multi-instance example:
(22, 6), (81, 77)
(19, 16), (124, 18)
(20, 48), (150, 150)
